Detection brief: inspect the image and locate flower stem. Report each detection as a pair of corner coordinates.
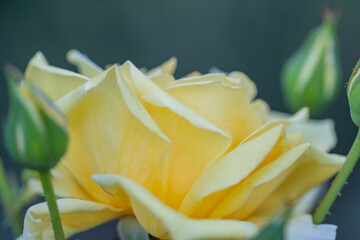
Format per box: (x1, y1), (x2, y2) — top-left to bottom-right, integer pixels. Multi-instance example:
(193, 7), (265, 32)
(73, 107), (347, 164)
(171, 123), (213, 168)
(0, 158), (22, 237)
(313, 129), (360, 224)
(39, 170), (65, 240)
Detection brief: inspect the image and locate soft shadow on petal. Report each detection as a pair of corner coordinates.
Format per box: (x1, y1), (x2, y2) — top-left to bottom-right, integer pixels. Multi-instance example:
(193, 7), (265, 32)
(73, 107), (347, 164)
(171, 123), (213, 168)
(66, 49), (103, 78)
(53, 66), (170, 207)
(251, 99), (270, 124)
(228, 71), (257, 101)
(25, 52), (89, 102)
(23, 199), (123, 240)
(93, 174), (259, 240)
(119, 62), (232, 210)
(150, 74), (175, 88)
(211, 145), (344, 221)
(180, 125), (284, 218)
(164, 74), (262, 150)
(269, 110), (337, 152)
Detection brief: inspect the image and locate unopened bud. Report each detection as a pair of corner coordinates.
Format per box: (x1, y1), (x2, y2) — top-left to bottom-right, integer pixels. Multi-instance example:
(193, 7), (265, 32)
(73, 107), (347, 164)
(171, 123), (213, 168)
(347, 59), (360, 127)
(281, 11), (341, 115)
(4, 64), (68, 170)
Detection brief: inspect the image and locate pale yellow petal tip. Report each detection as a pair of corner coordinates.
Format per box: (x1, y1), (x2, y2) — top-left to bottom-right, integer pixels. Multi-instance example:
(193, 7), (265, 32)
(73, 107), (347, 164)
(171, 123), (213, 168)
(25, 52), (49, 78)
(146, 57), (177, 77)
(66, 49), (103, 78)
(23, 199), (122, 240)
(92, 174), (116, 188)
(30, 51), (49, 65)
(66, 49), (80, 62)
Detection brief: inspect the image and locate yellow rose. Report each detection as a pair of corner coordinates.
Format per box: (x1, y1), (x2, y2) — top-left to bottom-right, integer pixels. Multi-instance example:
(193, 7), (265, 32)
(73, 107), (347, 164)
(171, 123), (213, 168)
(22, 50), (344, 240)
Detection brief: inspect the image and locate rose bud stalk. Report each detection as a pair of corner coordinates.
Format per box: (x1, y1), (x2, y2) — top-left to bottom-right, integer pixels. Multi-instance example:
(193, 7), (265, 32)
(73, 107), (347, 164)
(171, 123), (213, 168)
(313, 59), (360, 224)
(4, 64), (67, 240)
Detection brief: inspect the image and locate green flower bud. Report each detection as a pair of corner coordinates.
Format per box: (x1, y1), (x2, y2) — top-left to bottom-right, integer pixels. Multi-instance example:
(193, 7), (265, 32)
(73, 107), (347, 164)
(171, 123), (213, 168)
(347, 59), (360, 127)
(4, 64), (68, 171)
(281, 11), (341, 115)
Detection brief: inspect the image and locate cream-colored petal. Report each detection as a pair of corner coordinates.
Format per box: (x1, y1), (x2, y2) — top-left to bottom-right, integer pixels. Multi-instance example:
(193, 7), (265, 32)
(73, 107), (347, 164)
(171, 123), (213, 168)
(228, 71), (257, 101)
(285, 214), (337, 240)
(66, 49), (103, 78)
(23, 199), (123, 240)
(119, 62), (232, 209)
(183, 71), (202, 78)
(117, 216), (148, 240)
(25, 52), (89, 102)
(180, 125), (284, 217)
(241, 108), (309, 144)
(51, 163), (93, 200)
(150, 73), (175, 88)
(93, 174), (258, 240)
(23, 163), (92, 201)
(291, 185), (325, 217)
(166, 73), (224, 88)
(269, 110), (337, 152)
(56, 66), (170, 207)
(210, 145), (344, 220)
(146, 57), (177, 78)
(251, 99), (270, 124)
(164, 74), (262, 150)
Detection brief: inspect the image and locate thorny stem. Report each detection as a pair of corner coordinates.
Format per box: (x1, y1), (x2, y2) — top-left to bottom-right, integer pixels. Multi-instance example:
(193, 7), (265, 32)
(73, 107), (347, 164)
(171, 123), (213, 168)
(313, 129), (360, 224)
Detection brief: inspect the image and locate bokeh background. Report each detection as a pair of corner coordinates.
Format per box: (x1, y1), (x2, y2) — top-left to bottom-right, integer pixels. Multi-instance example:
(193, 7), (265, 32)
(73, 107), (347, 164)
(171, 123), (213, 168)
(1, 0), (360, 239)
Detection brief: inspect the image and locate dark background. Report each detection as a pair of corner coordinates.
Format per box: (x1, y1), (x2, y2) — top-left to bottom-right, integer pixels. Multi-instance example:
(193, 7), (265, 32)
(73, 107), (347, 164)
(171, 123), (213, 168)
(1, 0), (360, 239)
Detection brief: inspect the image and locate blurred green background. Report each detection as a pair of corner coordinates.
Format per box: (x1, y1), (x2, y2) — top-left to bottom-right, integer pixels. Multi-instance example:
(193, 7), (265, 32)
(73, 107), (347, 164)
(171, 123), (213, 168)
(1, 0), (360, 239)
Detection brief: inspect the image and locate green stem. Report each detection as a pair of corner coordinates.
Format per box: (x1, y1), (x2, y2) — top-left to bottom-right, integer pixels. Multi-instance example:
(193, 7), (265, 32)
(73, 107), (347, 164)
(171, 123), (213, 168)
(39, 170), (65, 240)
(0, 158), (22, 237)
(313, 129), (360, 224)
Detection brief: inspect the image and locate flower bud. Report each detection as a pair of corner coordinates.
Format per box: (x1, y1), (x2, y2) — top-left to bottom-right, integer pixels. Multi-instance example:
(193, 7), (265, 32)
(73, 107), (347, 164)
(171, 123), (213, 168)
(281, 11), (341, 115)
(347, 59), (360, 127)
(4, 64), (68, 170)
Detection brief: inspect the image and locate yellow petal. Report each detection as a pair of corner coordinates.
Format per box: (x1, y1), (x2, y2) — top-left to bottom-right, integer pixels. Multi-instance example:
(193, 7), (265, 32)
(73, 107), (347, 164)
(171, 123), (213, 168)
(25, 52), (89, 102)
(241, 108), (309, 144)
(150, 73), (175, 88)
(228, 71), (257, 101)
(210, 144), (344, 220)
(93, 174), (259, 240)
(180, 125), (284, 218)
(251, 99), (270, 124)
(66, 49), (103, 78)
(146, 57), (177, 77)
(22, 163), (92, 201)
(167, 73), (224, 88)
(164, 74), (262, 150)
(51, 163), (93, 200)
(118, 62), (232, 209)
(56, 66), (170, 207)
(22, 199), (123, 240)
(183, 71), (202, 78)
(269, 110), (336, 152)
